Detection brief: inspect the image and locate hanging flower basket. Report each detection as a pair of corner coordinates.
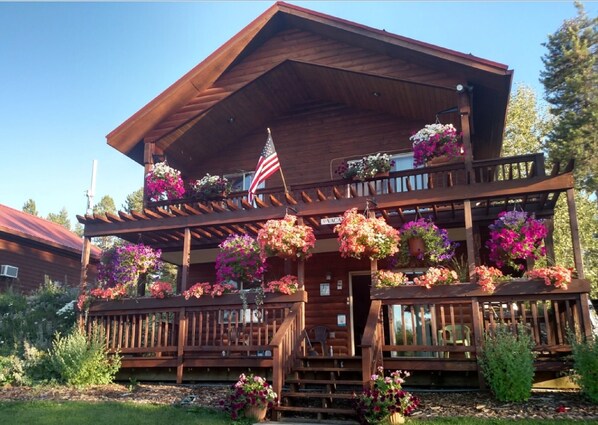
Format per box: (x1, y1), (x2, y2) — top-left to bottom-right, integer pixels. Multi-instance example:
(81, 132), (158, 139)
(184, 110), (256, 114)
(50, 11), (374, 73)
(145, 162), (186, 202)
(410, 123), (463, 168)
(216, 234), (265, 285)
(334, 208), (400, 260)
(190, 174), (232, 201)
(486, 210), (547, 271)
(396, 218), (456, 266)
(258, 215), (316, 260)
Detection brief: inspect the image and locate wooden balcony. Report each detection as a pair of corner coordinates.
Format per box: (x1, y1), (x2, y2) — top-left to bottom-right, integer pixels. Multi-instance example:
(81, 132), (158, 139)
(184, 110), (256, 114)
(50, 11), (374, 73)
(362, 279), (593, 386)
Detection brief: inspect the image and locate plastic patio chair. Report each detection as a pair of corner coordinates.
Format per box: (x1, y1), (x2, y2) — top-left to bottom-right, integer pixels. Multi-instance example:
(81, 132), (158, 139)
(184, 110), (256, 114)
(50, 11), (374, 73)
(311, 326), (330, 356)
(437, 324), (471, 359)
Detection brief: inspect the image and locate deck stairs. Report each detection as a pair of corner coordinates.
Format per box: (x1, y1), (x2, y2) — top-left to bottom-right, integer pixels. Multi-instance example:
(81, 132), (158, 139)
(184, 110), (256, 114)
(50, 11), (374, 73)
(274, 355), (362, 422)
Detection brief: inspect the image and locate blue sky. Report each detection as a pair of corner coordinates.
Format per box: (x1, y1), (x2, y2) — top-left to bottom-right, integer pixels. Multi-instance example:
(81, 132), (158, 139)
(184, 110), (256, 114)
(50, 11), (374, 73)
(1, 1), (595, 227)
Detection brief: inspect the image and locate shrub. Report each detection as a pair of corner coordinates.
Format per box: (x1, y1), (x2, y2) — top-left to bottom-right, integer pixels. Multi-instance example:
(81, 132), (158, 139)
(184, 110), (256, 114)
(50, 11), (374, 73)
(478, 325), (535, 402)
(48, 326), (121, 387)
(0, 355), (26, 386)
(570, 333), (598, 403)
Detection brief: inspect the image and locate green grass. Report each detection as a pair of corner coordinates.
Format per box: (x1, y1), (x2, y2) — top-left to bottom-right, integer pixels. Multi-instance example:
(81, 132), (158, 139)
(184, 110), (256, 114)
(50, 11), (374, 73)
(0, 402), (596, 425)
(0, 401), (230, 425)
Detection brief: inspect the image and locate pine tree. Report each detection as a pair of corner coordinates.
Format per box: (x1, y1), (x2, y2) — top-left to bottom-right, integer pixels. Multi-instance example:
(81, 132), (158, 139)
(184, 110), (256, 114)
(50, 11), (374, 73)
(47, 207), (71, 230)
(123, 188), (144, 213)
(22, 199), (39, 216)
(540, 2), (598, 193)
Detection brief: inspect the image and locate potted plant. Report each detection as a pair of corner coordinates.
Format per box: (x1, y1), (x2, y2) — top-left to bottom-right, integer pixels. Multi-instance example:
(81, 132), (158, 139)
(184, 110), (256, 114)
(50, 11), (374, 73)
(148, 281), (174, 299)
(145, 162), (186, 201)
(374, 270), (408, 288)
(216, 234), (266, 288)
(336, 153), (394, 181)
(413, 267), (459, 289)
(335, 208), (400, 260)
(190, 173), (232, 201)
(486, 210), (548, 272)
(263, 275), (299, 294)
(397, 218), (456, 266)
(525, 265), (572, 290)
(410, 123), (463, 167)
(257, 215), (316, 260)
(223, 373), (278, 421)
(353, 367), (419, 424)
(182, 282), (236, 299)
(473, 265), (506, 293)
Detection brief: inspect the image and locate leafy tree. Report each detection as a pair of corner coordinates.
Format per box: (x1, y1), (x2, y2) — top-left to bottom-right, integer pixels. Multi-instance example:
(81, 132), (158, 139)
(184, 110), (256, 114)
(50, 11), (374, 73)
(123, 188), (144, 213)
(47, 208), (71, 231)
(540, 2), (598, 194)
(502, 84), (551, 157)
(93, 195), (116, 215)
(22, 199), (39, 216)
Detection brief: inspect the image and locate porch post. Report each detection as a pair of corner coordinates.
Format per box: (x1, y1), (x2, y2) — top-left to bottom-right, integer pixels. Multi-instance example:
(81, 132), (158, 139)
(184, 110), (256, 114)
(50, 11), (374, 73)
(464, 200), (477, 280)
(297, 218), (305, 289)
(143, 140), (154, 208)
(566, 189), (585, 279)
(181, 227), (191, 293)
(458, 88), (474, 177)
(543, 218), (556, 266)
(80, 236), (92, 292)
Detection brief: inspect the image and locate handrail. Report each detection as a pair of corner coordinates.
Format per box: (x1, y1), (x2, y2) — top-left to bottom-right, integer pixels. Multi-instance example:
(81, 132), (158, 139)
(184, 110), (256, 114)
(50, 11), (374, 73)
(270, 301), (305, 404)
(361, 300), (383, 388)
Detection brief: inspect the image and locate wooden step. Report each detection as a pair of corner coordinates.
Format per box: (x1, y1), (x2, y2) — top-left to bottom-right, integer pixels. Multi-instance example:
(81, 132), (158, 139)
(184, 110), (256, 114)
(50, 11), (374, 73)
(298, 355), (361, 360)
(293, 367), (361, 372)
(282, 391), (355, 399)
(274, 405), (356, 415)
(286, 378), (363, 386)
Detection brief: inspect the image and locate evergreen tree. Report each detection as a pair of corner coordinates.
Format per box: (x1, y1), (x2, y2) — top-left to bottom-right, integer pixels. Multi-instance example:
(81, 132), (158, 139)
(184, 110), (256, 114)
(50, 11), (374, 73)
(47, 207), (71, 230)
(123, 188), (144, 213)
(540, 2), (598, 193)
(22, 199), (39, 216)
(93, 195), (116, 215)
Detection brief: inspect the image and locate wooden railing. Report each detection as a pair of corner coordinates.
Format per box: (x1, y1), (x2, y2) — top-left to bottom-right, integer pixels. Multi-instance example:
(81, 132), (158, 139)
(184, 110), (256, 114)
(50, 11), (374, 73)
(270, 301), (305, 403)
(361, 300), (384, 388)
(146, 154), (548, 210)
(370, 279), (592, 374)
(84, 291), (307, 383)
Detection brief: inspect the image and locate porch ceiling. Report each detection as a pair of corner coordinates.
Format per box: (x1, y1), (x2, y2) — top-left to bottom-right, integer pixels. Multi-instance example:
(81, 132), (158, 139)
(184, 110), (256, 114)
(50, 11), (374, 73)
(152, 61), (459, 173)
(78, 163), (574, 254)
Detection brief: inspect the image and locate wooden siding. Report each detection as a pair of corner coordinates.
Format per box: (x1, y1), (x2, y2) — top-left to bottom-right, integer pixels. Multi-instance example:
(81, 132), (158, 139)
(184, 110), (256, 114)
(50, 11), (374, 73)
(0, 238), (97, 293)
(150, 27), (458, 145)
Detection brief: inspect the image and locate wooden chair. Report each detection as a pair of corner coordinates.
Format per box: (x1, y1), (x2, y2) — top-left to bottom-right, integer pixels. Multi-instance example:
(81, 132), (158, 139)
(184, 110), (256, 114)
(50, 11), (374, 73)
(438, 324), (471, 359)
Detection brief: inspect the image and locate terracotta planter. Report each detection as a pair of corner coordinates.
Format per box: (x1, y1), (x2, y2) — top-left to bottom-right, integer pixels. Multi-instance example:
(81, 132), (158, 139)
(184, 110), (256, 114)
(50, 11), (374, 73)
(244, 404), (267, 421)
(353, 171), (390, 181)
(425, 155), (464, 167)
(408, 237), (425, 257)
(387, 412), (405, 424)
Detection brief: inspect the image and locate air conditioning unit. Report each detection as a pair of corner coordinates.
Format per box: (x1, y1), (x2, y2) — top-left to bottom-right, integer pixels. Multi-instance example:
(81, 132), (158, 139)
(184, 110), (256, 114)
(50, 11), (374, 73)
(0, 265), (18, 279)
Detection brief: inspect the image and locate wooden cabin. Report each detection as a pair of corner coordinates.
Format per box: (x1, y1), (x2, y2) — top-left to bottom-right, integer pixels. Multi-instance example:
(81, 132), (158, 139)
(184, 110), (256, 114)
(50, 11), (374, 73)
(0, 203), (99, 293)
(77, 2), (593, 419)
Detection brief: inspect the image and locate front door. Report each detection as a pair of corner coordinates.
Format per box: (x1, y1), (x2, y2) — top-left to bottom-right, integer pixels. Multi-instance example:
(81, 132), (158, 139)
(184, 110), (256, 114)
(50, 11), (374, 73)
(350, 273), (372, 356)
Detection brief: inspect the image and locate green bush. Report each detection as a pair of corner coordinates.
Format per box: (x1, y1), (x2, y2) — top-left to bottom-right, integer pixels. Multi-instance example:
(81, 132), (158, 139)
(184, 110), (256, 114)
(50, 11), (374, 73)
(570, 333), (598, 403)
(478, 325), (535, 402)
(48, 326), (121, 387)
(0, 354), (26, 386)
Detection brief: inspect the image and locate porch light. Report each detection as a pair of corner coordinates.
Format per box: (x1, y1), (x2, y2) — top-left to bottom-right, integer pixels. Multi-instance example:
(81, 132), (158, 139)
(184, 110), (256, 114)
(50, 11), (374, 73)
(227, 116), (235, 124)
(325, 272), (332, 281)
(371, 91), (381, 97)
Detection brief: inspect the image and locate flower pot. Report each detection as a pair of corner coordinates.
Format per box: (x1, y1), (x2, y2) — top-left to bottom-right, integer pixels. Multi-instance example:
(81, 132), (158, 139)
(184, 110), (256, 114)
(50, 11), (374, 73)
(387, 412), (405, 424)
(425, 155), (464, 167)
(244, 404), (267, 422)
(408, 237), (426, 257)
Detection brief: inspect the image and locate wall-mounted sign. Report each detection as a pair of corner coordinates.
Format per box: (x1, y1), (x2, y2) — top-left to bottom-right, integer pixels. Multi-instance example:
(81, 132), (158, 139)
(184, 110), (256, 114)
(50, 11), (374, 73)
(337, 314), (346, 327)
(320, 283), (330, 296)
(320, 216), (342, 225)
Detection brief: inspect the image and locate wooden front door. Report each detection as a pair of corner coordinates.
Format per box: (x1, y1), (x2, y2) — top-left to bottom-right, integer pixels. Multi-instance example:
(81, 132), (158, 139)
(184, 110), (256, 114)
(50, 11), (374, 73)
(350, 273), (372, 356)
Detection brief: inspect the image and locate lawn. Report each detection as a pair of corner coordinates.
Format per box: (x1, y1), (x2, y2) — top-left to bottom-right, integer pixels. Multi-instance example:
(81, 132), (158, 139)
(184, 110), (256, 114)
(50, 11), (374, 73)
(0, 402), (597, 425)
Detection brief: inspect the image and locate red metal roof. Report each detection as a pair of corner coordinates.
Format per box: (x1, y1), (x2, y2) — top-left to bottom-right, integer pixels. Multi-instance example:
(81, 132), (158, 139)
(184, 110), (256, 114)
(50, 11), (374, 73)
(0, 204), (101, 258)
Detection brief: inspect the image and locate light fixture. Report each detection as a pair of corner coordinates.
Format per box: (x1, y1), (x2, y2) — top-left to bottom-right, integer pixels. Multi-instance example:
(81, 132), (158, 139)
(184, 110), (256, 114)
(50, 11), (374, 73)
(325, 272), (332, 281)
(372, 91), (381, 97)
(456, 84), (473, 93)
(227, 116), (235, 124)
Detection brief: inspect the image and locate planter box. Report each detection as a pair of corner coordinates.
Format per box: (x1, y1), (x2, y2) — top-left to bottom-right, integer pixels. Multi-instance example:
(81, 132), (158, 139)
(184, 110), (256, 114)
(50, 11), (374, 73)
(88, 290), (308, 313)
(371, 279), (590, 301)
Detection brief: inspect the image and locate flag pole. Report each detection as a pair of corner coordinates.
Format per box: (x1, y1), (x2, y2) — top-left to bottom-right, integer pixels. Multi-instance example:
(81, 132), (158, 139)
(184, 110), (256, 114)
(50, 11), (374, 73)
(268, 127), (289, 194)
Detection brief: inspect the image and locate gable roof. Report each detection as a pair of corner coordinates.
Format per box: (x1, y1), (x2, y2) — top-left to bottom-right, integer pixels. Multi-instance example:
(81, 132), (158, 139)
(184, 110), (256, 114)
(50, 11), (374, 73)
(0, 204), (101, 259)
(107, 1), (512, 163)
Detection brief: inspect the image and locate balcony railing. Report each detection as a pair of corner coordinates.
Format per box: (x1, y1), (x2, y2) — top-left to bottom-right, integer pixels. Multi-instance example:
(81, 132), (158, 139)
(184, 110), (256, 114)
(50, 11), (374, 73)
(84, 291), (307, 383)
(146, 154), (547, 210)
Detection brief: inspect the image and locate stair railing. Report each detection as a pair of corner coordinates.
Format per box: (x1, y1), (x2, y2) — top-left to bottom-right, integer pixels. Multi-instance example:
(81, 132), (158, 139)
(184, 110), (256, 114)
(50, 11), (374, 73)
(269, 301), (305, 402)
(361, 300), (383, 388)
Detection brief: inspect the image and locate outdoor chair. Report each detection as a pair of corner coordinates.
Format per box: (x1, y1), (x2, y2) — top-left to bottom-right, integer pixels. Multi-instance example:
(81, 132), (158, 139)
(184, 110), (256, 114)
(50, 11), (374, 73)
(437, 324), (471, 359)
(311, 326), (330, 356)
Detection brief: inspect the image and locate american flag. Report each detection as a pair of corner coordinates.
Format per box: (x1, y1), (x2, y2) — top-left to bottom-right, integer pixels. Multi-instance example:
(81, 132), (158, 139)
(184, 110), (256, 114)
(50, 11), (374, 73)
(248, 130), (280, 202)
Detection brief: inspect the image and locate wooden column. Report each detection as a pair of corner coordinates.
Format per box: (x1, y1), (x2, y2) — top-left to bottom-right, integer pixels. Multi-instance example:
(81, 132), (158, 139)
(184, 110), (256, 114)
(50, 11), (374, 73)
(143, 141), (154, 208)
(367, 210), (378, 286)
(297, 217), (305, 289)
(566, 189), (585, 279)
(180, 228), (191, 293)
(80, 236), (92, 292)
(464, 200), (477, 280)
(543, 218), (556, 266)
